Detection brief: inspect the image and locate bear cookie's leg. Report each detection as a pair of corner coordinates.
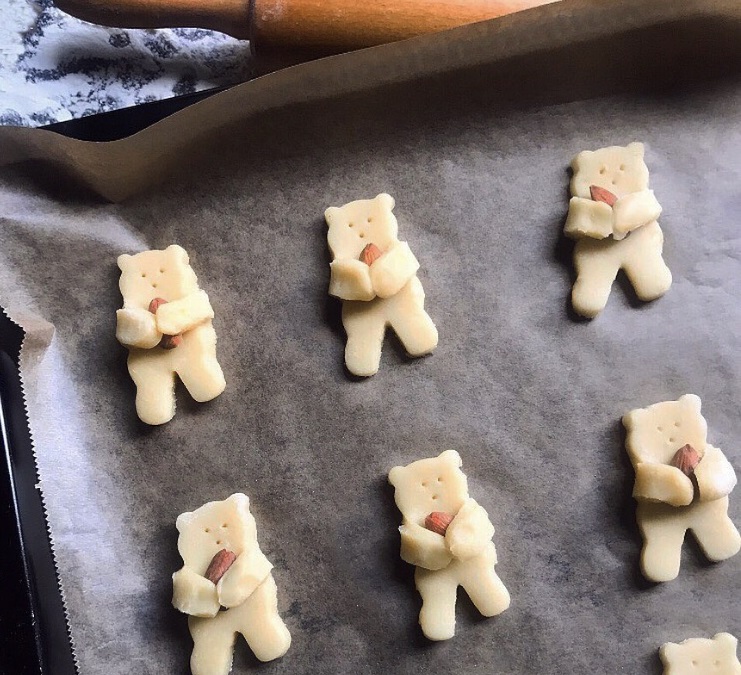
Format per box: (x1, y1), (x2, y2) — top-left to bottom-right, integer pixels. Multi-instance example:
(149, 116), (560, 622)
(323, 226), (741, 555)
(571, 238), (620, 318)
(415, 567), (458, 641)
(342, 300), (387, 377)
(127, 353), (176, 425)
(689, 497), (741, 563)
(177, 357), (226, 403)
(636, 502), (687, 582)
(388, 278), (438, 358)
(238, 574), (292, 662)
(188, 615), (237, 675)
(621, 223), (672, 302)
(459, 544), (511, 617)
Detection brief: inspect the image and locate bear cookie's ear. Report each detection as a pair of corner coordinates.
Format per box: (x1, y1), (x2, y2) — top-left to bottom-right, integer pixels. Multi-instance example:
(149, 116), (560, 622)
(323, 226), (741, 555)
(375, 193), (395, 210)
(622, 407), (645, 431)
(659, 642), (681, 663)
(226, 493), (250, 509)
(175, 511), (193, 533)
(324, 206), (341, 226)
(388, 465), (406, 487)
(712, 632), (739, 652)
(627, 141), (645, 157)
(570, 149), (592, 171)
(165, 244), (189, 264)
(117, 253), (133, 271)
(678, 394), (702, 413)
(438, 449), (462, 467)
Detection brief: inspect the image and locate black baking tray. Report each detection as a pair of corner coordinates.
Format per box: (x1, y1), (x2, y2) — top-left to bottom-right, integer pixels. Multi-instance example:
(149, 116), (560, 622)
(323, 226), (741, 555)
(0, 315), (75, 675)
(0, 89), (221, 675)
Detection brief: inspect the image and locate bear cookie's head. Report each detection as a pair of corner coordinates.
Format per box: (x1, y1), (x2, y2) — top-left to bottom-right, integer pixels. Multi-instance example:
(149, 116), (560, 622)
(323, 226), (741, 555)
(623, 394), (708, 465)
(570, 142), (649, 200)
(660, 633), (741, 675)
(117, 244), (199, 308)
(389, 450), (469, 525)
(176, 493), (257, 573)
(325, 193), (398, 260)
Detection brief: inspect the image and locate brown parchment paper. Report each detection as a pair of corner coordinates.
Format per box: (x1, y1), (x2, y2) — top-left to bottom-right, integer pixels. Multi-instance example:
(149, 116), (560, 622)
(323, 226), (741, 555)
(0, 1), (740, 673)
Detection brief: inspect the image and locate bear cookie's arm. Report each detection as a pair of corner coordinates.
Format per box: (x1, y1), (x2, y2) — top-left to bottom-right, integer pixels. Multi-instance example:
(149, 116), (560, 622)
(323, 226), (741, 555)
(612, 189), (662, 237)
(329, 258), (375, 301)
(369, 241), (420, 298)
(172, 566), (221, 618)
(400, 522), (454, 570)
(116, 307), (162, 349)
(154, 289), (214, 335)
(216, 546), (274, 608)
(445, 498), (495, 560)
(564, 197), (614, 240)
(694, 445), (738, 502)
(633, 462), (695, 507)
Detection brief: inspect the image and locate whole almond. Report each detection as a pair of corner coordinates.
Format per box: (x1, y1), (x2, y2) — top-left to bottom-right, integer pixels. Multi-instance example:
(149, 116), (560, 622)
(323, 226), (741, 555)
(670, 444), (701, 476)
(589, 184), (618, 207)
(359, 243), (382, 266)
(204, 549), (237, 585)
(148, 297), (168, 313)
(425, 511), (454, 536)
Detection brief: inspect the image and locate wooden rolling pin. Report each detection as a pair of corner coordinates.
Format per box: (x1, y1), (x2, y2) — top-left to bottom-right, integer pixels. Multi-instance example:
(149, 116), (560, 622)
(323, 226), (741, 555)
(54, 0), (558, 54)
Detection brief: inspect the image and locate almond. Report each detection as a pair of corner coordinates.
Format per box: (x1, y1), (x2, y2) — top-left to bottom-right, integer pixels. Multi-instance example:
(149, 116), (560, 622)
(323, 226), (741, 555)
(159, 334), (182, 350)
(425, 511), (454, 536)
(589, 184), (618, 207)
(148, 297), (168, 314)
(204, 549), (237, 585)
(359, 243), (382, 266)
(670, 444), (701, 476)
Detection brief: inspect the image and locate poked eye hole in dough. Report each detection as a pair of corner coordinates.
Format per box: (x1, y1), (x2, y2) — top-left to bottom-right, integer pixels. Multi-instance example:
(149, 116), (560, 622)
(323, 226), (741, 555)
(346, 221), (366, 241)
(203, 522), (230, 547)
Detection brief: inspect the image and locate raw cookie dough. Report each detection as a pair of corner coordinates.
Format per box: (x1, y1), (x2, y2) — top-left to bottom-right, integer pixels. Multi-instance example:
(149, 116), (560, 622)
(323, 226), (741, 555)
(172, 494), (291, 675)
(660, 633), (741, 675)
(388, 450), (510, 640)
(623, 395), (740, 582)
(325, 193), (438, 377)
(564, 142), (671, 318)
(116, 245), (225, 425)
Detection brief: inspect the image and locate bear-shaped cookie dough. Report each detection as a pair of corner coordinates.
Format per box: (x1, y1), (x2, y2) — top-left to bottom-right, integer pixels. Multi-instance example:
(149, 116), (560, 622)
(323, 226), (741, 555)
(388, 450), (510, 640)
(564, 142), (671, 318)
(116, 245), (225, 425)
(172, 494), (291, 675)
(660, 633), (741, 675)
(623, 395), (740, 582)
(325, 194), (438, 376)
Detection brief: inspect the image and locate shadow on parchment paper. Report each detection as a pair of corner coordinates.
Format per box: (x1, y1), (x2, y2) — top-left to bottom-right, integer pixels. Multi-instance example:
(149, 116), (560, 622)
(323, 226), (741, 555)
(153, 524), (192, 674)
(379, 476), (437, 650)
(7, 161), (106, 205)
(153, 19), (741, 203)
(317, 215), (356, 382)
(549, 166), (586, 324)
(8, 15), (741, 204)
(612, 419), (658, 592)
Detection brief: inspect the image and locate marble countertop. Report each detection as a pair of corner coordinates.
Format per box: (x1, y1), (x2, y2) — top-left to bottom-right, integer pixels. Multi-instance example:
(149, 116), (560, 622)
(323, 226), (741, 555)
(0, 0), (252, 126)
